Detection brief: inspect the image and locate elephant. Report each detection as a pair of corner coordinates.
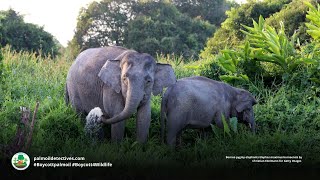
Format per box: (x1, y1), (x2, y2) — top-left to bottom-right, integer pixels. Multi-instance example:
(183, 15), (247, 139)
(65, 46), (176, 143)
(160, 76), (257, 146)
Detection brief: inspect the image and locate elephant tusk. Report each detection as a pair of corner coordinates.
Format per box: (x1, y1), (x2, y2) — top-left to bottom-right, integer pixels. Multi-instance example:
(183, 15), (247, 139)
(249, 123), (252, 129)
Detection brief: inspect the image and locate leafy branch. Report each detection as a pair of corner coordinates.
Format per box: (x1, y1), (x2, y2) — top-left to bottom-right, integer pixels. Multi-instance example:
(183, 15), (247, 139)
(241, 15), (301, 73)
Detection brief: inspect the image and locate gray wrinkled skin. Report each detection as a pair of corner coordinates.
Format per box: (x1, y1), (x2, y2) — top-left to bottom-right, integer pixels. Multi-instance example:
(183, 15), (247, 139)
(65, 46), (176, 143)
(161, 76), (257, 147)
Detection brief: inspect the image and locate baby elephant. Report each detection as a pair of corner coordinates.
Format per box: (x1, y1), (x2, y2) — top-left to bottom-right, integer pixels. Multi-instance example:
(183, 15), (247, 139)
(161, 76), (257, 146)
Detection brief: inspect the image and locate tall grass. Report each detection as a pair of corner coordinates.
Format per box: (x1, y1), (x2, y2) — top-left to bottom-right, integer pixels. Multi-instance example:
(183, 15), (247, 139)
(0, 46), (319, 178)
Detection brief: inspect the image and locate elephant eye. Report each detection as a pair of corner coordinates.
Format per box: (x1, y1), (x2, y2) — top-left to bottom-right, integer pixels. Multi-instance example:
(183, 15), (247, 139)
(145, 76), (152, 84)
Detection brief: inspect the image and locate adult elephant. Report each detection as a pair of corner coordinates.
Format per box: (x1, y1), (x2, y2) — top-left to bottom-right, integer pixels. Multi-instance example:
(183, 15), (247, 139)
(65, 46), (176, 143)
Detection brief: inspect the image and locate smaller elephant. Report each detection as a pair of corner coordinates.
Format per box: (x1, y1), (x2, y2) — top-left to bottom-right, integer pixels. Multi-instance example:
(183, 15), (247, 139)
(161, 76), (257, 146)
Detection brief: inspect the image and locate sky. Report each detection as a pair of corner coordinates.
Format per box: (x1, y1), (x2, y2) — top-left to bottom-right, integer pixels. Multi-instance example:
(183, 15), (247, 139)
(0, 0), (247, 47)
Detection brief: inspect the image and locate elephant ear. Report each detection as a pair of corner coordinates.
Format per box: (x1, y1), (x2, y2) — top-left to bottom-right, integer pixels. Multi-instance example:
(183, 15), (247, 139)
(98, 60), (121, 93)
(153, 63), (176, 96)
(235, 90), (257, 112)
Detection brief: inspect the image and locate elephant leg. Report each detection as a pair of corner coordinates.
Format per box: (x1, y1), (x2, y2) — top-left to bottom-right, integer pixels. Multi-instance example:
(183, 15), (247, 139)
(136, 101), (151, 143)
(111, 122), (126, 142)
(167, 112), (185, 147)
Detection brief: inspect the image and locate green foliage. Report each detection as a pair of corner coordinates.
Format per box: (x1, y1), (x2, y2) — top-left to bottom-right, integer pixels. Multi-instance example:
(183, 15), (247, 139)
(255, 82), (320, 133)
(229, 117), (238, 133)
(0, 9), (59, 57)
(266, 0), (312, 43)
(0, 46), (5, 107)
(201, 0), (292, 57)
(171, 0), (233, 26)
(221, 114), (231, 137)
(304, 2), (320, 84)
(215, 15), (317, 83)
(157, 54), (225, 80)
(72, 0), (134, 51)
(242, 16), (302, 73)
(35, 105), (83, 151)
(125, 1), (215, 59)
(71, 0), (215, 59)
(216, 47), (250, 82)
(305, 1), (320, 40)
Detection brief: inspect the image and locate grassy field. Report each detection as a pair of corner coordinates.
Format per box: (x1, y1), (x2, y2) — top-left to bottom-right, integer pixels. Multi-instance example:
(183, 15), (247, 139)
(0, 47), (320, 179)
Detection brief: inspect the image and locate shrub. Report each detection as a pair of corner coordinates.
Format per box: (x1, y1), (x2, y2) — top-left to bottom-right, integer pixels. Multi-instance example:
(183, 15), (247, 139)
(304, 2), (320, 84)
(0, 46), (6, 107)
(200, 0), (292, 57)
(266, 0), (312, 43)
(215, 16), (316, 84)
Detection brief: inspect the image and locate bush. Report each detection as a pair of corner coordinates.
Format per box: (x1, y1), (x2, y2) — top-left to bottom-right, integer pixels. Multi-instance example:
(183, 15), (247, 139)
(200, 0), (292, 57)
(0, 9), (60, 57)
(213, 15), (318, 85)
(0, 46), (6, 107)
(266, 0), (313, 43)
(254, 82), (320, 133)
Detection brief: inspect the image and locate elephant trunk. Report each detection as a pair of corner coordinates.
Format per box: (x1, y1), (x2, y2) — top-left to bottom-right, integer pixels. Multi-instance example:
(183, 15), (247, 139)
(102, 79), (143, 124)
(249, 116), (256, 133)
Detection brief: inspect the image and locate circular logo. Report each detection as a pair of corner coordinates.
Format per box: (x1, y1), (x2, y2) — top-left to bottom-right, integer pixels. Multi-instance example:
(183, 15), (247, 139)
(11, 152), (30, 170)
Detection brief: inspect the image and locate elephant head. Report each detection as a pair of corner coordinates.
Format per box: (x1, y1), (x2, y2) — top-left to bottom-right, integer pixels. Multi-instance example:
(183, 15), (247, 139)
(98, 51), (176, 124)
(234, 90), (257, 132)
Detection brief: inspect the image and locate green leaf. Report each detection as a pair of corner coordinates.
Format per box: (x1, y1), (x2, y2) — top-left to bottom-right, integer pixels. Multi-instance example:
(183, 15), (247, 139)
(305, 1), (318, 12)
(258, 15), (264, 31)
(309, 78), (320, 84)
(307, 30), (320, 39)
(221, 114), (231, 138)
(305, 2), (320, 41)
(219, 75), (248, 83)
(302, 58), (318, 64)
(266, 41), (281, 55)
(210, 124), (221, 137)
(229, 117), (238, 133)
(131, 141), (139, 148)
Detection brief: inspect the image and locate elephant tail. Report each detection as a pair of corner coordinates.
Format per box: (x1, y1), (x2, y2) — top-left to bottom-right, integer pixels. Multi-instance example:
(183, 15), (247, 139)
(160, 90), (168, 144)
(64, 83), (69, 105)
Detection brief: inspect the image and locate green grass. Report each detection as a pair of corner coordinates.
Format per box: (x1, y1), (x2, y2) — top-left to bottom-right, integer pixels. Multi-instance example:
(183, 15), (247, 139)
(1, 47), (320, 178)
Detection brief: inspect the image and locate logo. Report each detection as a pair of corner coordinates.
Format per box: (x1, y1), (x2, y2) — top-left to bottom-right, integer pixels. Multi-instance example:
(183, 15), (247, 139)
(11, 152), (30, 170)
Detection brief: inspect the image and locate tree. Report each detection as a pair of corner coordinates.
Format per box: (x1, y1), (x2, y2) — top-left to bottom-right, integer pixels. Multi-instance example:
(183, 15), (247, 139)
(70, 0), (215, 59)
(170, 0), (234, 26)
(72, 0), (135, 52)
(125, 1), (215, 58)
(0, 9), (59, 57)
(266, 0), (319, 44)
(200, 0), (292, 58)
